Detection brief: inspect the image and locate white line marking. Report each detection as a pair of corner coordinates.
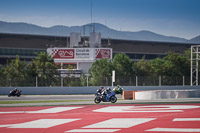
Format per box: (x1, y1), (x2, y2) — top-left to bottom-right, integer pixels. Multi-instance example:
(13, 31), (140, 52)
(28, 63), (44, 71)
(0, 124), (12, 127)
(83, 118), (155, 128)
(0, 111), (25, 114)
(0, 107), (83, 114)
(27, 107), (83, 113)
(93, 105), (200, 113)
(147, 128), (200, 132)
(66, 129), (120, 132)
(173, 118), (200, 121)
(93, 106), (182, 112)
(0, 119), (80, 128)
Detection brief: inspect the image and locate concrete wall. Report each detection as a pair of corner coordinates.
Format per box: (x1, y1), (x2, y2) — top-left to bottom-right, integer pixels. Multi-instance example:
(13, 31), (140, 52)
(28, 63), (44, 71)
(0, 87), (99, 95)
(125, 85), (200, 91)
(0, 86), (200, 95)
(135, 89), (200, 100)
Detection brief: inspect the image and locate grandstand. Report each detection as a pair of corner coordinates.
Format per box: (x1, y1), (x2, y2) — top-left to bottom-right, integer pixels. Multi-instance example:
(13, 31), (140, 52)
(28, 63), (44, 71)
(0, 32), (194, 65)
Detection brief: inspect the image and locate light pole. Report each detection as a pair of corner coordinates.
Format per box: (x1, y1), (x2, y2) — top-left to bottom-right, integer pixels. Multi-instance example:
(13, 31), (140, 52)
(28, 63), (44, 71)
(112, 70), (115, 87)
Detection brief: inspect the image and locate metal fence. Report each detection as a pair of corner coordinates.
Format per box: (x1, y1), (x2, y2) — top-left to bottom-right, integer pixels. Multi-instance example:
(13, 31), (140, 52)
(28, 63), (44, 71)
(0, 75), (191, 87)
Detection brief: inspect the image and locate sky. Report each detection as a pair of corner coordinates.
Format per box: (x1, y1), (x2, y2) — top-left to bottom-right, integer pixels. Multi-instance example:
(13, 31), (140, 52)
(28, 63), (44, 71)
(0, 0), (200, 39)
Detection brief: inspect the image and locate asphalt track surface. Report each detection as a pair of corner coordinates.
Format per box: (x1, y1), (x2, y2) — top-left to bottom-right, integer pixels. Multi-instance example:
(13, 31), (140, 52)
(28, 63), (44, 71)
(0, 103), (200, 133)
(0, 95), (200, 133)
(1, 95), (96, 101)
(0, 95), (200, 106)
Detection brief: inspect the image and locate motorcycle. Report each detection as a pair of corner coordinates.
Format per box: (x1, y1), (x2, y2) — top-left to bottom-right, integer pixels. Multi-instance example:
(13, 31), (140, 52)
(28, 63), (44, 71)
(8, 90), (22, 97)
(113, 87), (123, 95)
(94, 91), (117, 104)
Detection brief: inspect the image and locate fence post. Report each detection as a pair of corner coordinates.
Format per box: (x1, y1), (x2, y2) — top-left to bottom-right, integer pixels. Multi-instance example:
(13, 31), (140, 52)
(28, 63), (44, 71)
(36, 76), (38, 87)
(159, 76), (161, 86)
(61, 77), (63, 87)
(136, 76), (138, 86)
(183, 76), (185, 86)
(87, 76), (89, 87)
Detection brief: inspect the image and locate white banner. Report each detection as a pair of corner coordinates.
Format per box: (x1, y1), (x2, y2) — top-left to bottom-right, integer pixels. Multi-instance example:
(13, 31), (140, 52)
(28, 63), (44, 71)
(75, 48), (92, 59)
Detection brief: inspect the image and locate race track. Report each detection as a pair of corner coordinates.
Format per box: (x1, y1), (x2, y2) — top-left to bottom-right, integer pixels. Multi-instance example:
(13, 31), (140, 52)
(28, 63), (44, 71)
(0, 95), (200, 106)
(0, 104), (200, 133)
(0, 95), (95, 101)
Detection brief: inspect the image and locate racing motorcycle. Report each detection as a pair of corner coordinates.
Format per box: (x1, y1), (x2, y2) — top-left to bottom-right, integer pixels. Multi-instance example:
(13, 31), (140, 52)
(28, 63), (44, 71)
(8, 89), (22, 97)
(113, 87), (123, 95)
(94, 91), (117, 104)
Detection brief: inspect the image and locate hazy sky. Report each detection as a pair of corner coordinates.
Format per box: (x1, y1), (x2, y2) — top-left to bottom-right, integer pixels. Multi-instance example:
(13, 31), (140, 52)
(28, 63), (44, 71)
(0, 0), (200, 39)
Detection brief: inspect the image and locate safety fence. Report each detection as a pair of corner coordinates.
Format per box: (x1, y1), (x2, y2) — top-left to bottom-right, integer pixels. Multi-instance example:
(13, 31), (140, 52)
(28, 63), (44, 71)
(0, 75), (191, 87)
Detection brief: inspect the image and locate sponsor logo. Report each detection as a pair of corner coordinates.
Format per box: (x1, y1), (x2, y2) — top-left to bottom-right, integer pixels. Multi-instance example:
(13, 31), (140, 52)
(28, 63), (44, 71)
(96, 49), (111, 59)
(53, 49), (75, 59)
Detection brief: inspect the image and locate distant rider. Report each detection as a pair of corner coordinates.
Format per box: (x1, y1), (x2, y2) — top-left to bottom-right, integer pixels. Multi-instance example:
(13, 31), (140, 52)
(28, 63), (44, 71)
(12, 88), (19, 95)
(113, 85), (123, 95)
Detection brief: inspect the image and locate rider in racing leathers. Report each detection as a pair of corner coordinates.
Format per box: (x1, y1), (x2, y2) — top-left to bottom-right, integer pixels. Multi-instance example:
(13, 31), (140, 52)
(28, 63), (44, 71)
(102, 87), (112, 101)
(113, 85), (123, 95)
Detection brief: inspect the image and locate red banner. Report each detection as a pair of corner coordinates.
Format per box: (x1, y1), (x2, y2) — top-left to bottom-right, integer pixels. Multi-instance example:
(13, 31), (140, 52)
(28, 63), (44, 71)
(95, 49), (111, 59)
(52, 49), (75, 59)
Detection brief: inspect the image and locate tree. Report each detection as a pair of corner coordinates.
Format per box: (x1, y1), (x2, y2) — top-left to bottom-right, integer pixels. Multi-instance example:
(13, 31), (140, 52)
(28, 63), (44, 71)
(0, 65), (6, 87)
(4, 55), (27, 86)
(149, 57), (165, 76)
(133, 56), (152, 76)
(112, 53), (133, 85)
(163, 51), (190, 76)
(29, 52), (58, 86)
(80, 73), (87, 86)
(89, 59), (113, 86)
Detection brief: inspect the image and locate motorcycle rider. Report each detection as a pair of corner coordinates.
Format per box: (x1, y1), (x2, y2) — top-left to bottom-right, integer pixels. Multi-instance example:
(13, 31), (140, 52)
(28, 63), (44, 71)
(106, 87), (112, 94)
(100, 86), (105, 93)
(96, 86), (105, 94)
(12, 88), (19, 95)
(104, 87), (112, 101)
(95, 86), (105, 97)
(113, 85), (123, 95)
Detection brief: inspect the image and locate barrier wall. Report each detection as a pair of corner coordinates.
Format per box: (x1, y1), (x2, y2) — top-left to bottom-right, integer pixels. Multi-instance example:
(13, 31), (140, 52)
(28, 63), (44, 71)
(0, 87), (99, 95)
(135, 89), (200, 100)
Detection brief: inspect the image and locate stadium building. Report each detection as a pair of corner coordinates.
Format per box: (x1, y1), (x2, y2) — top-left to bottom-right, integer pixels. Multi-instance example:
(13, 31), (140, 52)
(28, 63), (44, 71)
(0, 32), (195, 74)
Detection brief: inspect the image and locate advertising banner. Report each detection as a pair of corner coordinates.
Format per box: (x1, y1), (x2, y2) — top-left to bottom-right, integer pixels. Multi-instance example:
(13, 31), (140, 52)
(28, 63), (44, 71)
(95, 48), (111, 59)
(48, 49), (75, 59)
(47, 48), (112, 60)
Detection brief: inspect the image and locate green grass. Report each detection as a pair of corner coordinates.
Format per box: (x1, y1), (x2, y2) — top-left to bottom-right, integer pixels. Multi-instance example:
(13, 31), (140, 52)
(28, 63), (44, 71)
(0, 100), (90, 104)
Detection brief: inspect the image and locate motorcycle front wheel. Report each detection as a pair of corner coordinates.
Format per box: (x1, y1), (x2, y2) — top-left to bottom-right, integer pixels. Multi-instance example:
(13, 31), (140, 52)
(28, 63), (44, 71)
(94, 97), (101, 104)
(110, 96), (117, 103)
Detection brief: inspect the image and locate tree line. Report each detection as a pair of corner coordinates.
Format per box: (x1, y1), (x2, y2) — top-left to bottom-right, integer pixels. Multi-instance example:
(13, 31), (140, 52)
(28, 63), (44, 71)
(0, 52), (58, 87)
(0, 49), (192, 87)
(89, 50), (191, 86)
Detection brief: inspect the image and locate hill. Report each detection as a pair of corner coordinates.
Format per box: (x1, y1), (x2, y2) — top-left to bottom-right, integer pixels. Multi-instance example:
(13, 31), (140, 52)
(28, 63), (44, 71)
(0, 21), (199, 43)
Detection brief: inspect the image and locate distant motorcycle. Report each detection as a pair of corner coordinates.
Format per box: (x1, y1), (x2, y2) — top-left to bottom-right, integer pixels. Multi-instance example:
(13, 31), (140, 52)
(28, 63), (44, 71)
(8, 89), (22, 97)
(113, 87), (123, 95)
(94, 91), (117, 104)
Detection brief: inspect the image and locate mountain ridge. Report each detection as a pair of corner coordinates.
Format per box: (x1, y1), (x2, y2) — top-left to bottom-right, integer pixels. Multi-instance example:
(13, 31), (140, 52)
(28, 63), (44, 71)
(0, 21), (199, 43)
